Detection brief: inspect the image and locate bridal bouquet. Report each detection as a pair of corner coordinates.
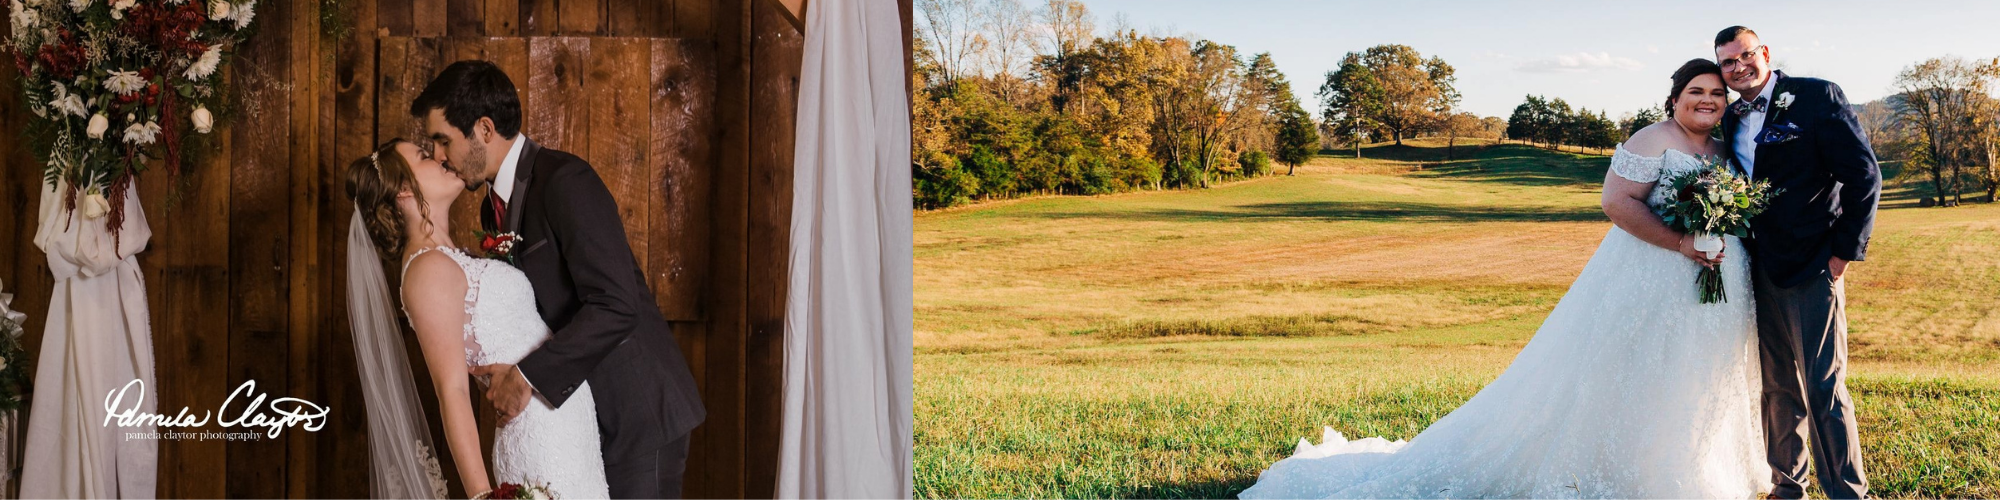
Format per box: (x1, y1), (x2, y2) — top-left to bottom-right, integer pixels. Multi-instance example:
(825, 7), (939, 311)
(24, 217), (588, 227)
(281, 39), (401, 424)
(1657, 157), (1777, 304)
(477, 482), (557, 500)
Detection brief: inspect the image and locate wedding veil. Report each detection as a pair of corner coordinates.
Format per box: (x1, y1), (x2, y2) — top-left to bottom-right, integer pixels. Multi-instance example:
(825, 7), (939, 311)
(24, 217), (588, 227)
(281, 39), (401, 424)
(346, 208), (448, 499)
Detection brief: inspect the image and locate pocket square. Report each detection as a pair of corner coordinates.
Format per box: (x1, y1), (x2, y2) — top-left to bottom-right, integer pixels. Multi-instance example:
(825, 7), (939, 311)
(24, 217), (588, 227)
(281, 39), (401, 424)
(1755, 121), (1802, 144)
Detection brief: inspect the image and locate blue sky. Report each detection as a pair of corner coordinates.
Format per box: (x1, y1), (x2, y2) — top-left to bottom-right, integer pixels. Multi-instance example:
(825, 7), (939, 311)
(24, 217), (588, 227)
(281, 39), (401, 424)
(1074, 0), (2000, 119)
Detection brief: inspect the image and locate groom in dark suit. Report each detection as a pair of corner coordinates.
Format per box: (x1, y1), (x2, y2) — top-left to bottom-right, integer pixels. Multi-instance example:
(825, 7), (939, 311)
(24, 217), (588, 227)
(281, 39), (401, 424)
(1715, 26), (1878, 499)
(411, 60), (707, 499)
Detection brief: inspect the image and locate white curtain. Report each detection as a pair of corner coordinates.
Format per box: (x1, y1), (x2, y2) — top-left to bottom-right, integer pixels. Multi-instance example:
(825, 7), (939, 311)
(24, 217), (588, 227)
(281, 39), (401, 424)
(776, 0), (915, 497)
(22, 179), (159, 499)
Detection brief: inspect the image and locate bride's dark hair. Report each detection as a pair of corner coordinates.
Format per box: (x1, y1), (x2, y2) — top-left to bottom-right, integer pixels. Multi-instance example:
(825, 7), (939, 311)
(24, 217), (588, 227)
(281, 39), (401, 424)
(1665, 59), (1722, 118)
(344, 139), (436, 263)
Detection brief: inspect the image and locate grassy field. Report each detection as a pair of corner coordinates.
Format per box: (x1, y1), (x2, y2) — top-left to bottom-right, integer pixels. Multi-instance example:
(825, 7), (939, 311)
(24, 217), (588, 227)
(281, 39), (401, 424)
(913, 139), (2000, 499)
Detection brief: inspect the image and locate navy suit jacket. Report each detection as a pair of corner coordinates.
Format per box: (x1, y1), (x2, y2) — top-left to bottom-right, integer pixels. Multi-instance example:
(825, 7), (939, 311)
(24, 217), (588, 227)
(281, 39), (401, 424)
(1722, 71), (1881, 289)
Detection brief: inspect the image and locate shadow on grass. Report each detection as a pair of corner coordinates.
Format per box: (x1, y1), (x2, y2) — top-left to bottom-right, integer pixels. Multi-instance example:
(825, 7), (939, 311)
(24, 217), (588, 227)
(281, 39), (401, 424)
(1412, 146), (1611, 188)
(1082, 313), (1393, 339)
(1031, 199), (1606, 224)
(1117, 478), (1256, 499)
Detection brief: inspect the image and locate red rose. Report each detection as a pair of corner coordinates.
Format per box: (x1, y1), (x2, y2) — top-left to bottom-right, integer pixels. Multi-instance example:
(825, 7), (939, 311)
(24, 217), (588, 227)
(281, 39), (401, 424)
(490, 483), (521, 499)
(481, 235), (500, 253)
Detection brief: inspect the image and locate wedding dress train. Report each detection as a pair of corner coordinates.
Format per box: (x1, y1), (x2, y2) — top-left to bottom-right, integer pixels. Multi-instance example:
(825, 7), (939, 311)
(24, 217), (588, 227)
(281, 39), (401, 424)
(1240, 148), (1771, 499)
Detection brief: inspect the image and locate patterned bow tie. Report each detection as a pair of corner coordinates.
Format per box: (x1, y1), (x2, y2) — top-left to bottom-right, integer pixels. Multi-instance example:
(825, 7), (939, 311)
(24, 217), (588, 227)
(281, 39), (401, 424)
(1731, 96), (1769, 117)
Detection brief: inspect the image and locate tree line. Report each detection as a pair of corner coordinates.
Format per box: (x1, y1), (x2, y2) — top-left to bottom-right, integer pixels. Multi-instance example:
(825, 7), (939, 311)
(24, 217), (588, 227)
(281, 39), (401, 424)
(1504, 95), (1653, 154)
(911, 0), (1318, 209)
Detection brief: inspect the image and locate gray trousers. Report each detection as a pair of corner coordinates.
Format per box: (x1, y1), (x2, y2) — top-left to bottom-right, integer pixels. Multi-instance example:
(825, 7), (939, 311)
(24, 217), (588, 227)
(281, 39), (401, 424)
(1753, 266), (1869, 499)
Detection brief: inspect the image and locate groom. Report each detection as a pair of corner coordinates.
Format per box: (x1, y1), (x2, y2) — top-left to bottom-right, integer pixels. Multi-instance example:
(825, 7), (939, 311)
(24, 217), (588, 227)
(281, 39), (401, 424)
(1715, 26), (1879, 499)
(410, 60), (708, 498)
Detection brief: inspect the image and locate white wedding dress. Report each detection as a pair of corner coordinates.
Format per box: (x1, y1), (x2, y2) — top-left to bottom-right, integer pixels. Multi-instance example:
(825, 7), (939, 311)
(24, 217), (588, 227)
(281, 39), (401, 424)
(1241, 147), (1771, 499)
(404, 246), (610, 499)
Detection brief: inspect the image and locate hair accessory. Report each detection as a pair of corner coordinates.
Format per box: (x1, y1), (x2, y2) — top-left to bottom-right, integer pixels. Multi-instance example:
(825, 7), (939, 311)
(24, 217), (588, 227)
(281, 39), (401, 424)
(369, 152), (385, 182)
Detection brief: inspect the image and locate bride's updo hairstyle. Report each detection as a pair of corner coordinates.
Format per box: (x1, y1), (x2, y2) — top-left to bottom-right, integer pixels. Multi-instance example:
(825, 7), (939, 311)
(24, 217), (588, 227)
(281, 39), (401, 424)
(345, 139), (434, 262)
(1664, 58), (1722, 118)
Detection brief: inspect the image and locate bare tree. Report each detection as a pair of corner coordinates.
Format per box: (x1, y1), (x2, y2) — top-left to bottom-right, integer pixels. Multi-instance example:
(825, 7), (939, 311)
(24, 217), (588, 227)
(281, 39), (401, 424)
(1040, 0), (1094, 57)
(980, 0), (1036, 78)
(917, 0), (989, 83)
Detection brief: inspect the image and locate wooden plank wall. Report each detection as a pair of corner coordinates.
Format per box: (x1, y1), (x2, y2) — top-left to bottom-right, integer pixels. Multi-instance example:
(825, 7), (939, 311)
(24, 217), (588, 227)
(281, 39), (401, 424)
(0, 0), (921, 497)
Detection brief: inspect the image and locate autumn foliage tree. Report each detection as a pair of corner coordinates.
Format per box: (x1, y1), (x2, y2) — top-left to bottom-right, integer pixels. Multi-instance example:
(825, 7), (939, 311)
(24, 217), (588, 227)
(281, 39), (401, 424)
(910, 0), (1317, 208)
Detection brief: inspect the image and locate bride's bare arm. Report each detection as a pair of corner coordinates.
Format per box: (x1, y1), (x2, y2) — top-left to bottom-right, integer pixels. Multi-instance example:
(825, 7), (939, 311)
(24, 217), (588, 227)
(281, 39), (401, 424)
(1601, 170), (1718, 267)
(402, 252), (493, 497)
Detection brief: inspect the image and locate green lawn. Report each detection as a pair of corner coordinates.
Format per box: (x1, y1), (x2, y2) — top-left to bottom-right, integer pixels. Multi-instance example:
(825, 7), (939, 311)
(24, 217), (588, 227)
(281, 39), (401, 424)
(915, 140), (2000, 499)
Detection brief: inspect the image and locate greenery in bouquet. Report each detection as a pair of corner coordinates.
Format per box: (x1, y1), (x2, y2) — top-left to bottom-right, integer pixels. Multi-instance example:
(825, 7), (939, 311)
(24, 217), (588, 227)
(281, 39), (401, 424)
(7, 0), (259, 235)
(1657, 155), (1779, 303)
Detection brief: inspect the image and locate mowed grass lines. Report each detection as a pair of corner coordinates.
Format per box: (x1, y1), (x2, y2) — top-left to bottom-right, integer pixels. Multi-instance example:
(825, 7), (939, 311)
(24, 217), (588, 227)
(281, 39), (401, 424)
(915, 140), (2000, 498)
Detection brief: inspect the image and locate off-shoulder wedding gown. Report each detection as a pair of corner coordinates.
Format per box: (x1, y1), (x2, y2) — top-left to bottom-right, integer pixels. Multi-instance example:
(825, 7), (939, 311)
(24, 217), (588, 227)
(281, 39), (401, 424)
(405, 246), (611, 499)
(1240, 147), (1771, 499)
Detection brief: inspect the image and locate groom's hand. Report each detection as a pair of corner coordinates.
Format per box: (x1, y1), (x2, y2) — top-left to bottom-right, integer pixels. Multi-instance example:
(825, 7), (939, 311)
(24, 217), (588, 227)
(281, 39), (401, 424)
(473, 363), (533, 426)
(1829, 256), (1850, 280)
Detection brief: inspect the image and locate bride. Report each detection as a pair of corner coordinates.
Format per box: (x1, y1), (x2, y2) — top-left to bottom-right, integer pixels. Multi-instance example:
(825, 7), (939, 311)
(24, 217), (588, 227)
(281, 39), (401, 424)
(343, 139), (610, 498)
(1241, 59), (1772, 499)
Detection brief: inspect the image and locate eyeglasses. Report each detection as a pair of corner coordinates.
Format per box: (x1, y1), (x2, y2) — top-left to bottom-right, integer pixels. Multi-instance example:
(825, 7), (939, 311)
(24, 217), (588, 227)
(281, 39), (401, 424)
(1718, 45), (1765, 72)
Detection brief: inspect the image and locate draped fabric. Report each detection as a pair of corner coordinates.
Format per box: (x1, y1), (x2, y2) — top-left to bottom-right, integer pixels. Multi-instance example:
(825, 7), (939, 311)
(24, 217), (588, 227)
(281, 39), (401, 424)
(22, 179), (158, 499)
(776, 0), (915, 497)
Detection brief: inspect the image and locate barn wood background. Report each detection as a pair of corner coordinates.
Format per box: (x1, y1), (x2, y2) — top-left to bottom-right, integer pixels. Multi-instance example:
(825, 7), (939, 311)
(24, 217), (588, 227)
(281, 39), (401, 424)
(0, 0), (913, 497)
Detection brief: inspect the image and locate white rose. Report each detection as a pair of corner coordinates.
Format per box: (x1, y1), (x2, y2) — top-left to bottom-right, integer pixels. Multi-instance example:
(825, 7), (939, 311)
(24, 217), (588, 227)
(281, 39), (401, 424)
(81, 190), (110, 219)
(191, 105), (214, 133)
(108, 0), (132, 18)
(1776, 92), (1795, 109)
(86, 113), (108, 138)
(66, 0), (88, 13)
(207, 0), (227, 20)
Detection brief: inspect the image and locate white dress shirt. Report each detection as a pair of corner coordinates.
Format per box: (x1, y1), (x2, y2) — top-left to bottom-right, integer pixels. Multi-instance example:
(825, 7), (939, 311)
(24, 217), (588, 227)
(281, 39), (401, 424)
(1732, 81), (1776, 178)
(492, 135), (528, 203)
(485, 134), (539, 397)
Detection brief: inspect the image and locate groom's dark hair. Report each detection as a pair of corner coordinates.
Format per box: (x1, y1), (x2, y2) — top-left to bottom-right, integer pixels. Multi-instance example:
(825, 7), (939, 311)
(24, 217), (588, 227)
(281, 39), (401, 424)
(410, 60), (522, 140)
(1714, 26), (1757, 47)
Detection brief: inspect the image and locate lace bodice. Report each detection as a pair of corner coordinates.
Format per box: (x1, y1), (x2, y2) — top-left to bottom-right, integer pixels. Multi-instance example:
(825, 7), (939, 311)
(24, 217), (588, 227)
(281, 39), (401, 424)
(1609, 146), (1711, 211)
(399, 246), (609, 498)
(402, 246), (547, 367)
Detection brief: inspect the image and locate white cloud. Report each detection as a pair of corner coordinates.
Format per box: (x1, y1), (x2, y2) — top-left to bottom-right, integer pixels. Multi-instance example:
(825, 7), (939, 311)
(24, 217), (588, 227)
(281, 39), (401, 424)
(1514, 52), (1646, 73)
(1647, 45), (1659, 54)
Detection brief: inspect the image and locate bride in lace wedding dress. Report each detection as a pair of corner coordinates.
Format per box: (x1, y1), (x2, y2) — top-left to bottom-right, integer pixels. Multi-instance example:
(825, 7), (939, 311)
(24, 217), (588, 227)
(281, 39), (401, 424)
(1241, 60), (1772, 499)
(344, 139), (609, 499)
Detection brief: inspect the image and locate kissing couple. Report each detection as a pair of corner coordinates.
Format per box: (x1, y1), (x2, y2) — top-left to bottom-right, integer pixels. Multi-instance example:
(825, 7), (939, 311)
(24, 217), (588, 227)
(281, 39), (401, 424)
(343, 60), (707, 499)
